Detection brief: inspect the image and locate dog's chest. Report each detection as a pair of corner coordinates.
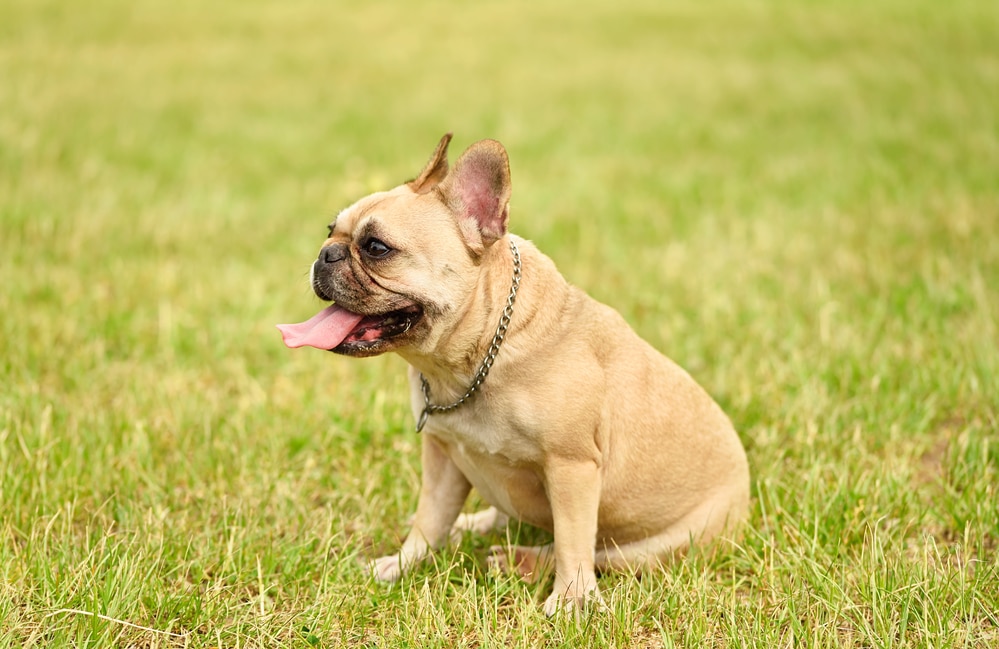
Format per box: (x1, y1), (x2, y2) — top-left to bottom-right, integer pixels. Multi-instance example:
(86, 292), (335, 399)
(425, 409), (552, 526)
(429, 406), (541, 464)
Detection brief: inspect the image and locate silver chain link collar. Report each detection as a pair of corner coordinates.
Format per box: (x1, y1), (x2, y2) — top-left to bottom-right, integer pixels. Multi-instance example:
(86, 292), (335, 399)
(416, 239), (522, 432)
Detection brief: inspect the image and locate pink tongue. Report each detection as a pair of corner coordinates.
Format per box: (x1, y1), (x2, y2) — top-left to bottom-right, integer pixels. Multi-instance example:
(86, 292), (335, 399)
(276, 305), (365, 350)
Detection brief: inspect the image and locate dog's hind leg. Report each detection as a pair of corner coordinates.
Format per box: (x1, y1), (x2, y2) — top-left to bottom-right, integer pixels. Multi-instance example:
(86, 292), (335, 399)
(449, 506), (509, 543)
(594, 488), (747, 573)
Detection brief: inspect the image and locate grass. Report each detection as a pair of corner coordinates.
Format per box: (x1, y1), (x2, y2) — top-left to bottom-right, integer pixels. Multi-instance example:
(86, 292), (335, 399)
(1, 0), (997, 646)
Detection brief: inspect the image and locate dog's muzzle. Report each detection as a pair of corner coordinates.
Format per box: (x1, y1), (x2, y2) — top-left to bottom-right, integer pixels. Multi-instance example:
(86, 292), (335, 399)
(312, 243), (349, 301)
(319, 243), (348, 265)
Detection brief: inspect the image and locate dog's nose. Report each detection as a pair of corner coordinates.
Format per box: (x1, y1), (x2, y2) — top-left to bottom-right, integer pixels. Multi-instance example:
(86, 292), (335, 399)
(319, 243), (348, 265)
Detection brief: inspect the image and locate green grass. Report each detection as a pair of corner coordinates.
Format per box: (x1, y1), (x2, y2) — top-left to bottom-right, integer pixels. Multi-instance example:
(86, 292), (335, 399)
(2, 0), (997, 646)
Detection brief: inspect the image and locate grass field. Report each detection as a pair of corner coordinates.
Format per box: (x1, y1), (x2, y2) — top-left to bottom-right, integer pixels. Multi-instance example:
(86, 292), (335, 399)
(2, 0), (998, 646)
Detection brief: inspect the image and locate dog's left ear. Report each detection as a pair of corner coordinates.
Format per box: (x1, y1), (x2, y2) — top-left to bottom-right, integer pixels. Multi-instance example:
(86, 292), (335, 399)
(408, 133), (453, 194)
(439, 139), (511, 247)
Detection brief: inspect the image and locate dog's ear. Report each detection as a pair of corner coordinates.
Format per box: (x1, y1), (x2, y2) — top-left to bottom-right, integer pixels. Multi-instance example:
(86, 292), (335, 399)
(439, 139), (511, 246)
(407, 133), (453, 194)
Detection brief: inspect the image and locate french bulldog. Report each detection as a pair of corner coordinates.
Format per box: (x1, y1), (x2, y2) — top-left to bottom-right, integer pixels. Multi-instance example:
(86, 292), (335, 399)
(277, 134), (750, 616)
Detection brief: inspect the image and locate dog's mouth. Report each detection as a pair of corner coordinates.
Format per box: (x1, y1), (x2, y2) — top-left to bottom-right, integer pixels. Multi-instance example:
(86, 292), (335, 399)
(338, 304), (423, 351)
(277, 303), (423, 353)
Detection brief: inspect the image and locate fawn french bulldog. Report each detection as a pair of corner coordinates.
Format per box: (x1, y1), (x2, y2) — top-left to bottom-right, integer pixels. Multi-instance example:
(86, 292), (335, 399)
(278, 134), (749, 615)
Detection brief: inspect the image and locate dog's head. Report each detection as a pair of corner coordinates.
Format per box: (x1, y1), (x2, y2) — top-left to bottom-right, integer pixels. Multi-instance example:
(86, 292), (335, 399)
(278, 134), (512, 357)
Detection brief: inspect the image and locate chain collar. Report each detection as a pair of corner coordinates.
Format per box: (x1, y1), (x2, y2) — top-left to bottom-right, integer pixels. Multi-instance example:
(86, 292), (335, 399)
(416, 239), (522, 432)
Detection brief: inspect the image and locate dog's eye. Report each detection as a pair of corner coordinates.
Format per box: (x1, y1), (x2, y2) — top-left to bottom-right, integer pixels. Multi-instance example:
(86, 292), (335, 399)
(362, 237), (392, 258)
(327, 223), (335, 237)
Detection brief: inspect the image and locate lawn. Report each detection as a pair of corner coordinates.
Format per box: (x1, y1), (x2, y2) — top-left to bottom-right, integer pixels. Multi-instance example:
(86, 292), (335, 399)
(1, 0), (997, 646)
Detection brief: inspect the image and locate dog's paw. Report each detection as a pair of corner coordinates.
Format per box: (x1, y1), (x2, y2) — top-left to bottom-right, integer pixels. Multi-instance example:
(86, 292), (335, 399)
(543, 583), (605, 618)
(486, 544), (552, 584)
(368, 554), (406, 582)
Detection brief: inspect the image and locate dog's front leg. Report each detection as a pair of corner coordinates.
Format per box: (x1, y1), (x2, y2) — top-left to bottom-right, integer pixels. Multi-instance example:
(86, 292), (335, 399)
(543, 457), (603, 616)
(370, 434), (471, 582)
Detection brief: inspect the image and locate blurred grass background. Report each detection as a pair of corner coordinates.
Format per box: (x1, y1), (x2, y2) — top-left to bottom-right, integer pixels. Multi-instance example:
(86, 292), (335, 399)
(1, 0), (997, 646)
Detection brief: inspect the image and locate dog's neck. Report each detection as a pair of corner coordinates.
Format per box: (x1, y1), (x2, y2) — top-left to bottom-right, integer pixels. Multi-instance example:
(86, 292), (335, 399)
(399, 236), (522, 402)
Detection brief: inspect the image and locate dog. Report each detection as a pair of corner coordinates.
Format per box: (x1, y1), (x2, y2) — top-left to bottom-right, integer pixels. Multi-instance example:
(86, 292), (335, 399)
(277, 134), (750, 615)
